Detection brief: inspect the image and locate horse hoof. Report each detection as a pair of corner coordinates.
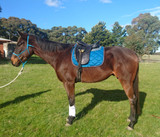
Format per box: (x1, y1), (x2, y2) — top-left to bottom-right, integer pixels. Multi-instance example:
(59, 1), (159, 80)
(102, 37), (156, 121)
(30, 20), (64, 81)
(127, 126), (133, 130)
(127, 118), (131, 122)
(65, 123), (71, 127)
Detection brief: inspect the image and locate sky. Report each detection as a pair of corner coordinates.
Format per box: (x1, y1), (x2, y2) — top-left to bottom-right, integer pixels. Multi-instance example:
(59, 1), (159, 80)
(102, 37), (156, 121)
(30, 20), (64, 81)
(0, 0), (160, 51)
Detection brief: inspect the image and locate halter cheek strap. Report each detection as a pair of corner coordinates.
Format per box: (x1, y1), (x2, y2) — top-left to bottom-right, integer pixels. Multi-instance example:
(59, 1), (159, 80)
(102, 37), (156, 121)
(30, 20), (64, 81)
(13, 35), (34, 68)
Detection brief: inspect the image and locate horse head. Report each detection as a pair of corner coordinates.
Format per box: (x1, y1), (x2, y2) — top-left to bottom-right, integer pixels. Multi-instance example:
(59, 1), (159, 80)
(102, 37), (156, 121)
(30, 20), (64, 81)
(11, 32), (35, 67)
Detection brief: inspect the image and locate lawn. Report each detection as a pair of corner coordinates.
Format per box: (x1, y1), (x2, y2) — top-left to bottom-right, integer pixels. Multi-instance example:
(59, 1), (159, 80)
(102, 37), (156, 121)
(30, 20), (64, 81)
(0, 56), (160, 137)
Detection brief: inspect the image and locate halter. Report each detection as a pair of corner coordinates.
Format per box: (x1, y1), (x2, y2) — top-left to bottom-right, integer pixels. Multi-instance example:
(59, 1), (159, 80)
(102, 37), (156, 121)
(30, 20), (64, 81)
(13, 35), (34, 68)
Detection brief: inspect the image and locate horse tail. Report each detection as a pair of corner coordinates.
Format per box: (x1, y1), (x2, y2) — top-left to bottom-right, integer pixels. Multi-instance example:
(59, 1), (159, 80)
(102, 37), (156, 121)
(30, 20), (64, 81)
(133, 63), (140, 115)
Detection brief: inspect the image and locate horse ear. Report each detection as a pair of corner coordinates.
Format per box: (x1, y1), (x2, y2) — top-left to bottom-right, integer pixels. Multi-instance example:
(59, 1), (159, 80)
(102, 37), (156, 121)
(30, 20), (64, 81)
(17, 31), (26, 40)
(17, 31), (23, 36)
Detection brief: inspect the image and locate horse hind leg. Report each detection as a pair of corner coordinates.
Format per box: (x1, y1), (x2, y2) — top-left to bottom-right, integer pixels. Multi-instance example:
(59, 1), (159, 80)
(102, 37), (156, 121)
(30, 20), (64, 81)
(128, 67), (140, 122)
(127, 93), (138, 130)
(120, 80), (138, 130)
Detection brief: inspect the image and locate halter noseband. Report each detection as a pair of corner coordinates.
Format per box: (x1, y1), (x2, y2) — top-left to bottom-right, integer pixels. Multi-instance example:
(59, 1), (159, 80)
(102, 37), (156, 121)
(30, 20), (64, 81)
(13, 35), (34, 67)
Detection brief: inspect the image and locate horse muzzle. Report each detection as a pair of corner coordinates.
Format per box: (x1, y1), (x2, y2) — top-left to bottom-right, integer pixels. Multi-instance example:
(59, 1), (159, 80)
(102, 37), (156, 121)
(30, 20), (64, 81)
(11, 55), (21, 67)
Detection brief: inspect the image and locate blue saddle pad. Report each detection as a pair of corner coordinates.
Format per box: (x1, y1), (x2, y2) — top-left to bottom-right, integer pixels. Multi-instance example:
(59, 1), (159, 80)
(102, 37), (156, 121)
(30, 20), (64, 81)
(72, 46), (104, 67)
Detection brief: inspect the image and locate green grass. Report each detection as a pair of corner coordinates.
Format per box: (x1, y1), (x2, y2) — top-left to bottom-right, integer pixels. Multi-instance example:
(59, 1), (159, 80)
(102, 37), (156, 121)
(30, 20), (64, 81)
(0, 57), (160, 137)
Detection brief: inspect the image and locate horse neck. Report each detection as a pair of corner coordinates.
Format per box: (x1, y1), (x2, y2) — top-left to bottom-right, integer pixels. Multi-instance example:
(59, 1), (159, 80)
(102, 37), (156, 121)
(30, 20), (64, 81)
(32, 41), (72, 69)
(32, 47), (57, 68)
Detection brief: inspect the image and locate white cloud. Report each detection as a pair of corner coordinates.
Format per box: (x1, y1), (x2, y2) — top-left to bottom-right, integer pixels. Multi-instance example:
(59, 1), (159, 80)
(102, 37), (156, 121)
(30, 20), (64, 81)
(45, 0), (62, 7)
(100, 0), (112, 3)
(123, 6), (160, 19)
(149, 7), (160, 18)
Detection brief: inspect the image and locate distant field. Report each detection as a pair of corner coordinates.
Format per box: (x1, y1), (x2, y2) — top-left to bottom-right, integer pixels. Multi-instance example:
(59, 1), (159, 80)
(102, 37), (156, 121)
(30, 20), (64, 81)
(0, 57), (160, 137)
(142, 54), (160, 62)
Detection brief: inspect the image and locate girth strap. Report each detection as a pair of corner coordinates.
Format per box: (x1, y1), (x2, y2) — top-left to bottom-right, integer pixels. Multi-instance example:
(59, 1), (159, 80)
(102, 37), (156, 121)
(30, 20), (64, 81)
(75, 49), (83, 82)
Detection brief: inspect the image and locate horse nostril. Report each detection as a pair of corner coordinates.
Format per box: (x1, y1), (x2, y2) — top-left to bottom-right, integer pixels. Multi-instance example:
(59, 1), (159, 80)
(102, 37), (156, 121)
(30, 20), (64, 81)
(11, 61), (15, 66)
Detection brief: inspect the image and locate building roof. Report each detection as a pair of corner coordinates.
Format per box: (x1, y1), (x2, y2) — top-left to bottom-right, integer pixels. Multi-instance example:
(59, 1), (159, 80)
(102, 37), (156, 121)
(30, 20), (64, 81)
(0, 38), (11, 42)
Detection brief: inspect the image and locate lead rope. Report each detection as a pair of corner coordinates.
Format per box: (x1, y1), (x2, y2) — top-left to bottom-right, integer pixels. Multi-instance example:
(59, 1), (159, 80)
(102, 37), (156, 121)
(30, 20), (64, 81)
(0, 67), (24, 89)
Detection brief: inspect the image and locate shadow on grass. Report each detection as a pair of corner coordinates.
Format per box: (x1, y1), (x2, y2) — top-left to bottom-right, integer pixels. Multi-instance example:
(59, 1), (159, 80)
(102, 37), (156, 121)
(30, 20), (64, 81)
(75, 88), (146, 121)
(0, 89), (51, 109)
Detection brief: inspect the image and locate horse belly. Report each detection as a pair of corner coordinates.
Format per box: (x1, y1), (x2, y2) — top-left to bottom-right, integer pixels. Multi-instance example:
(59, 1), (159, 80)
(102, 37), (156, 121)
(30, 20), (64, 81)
(81, 67), (112, 83)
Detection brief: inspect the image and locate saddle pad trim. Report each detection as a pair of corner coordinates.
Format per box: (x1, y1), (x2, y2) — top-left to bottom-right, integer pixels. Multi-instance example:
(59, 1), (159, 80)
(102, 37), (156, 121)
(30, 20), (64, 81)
(71, 46), (104, 68)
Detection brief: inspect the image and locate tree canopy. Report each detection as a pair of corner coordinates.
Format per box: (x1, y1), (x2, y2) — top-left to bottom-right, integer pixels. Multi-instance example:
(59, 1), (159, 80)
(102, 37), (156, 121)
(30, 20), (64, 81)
(84, 22), (112, 46)
(124, 13), (160, 55)
(84, 21), (126, 47)
(0, 13), (160, 56)
(0, 17), (48, 41)
(111, 22), (126, 46)
(0, 17), (87, 44)
(44, 26), (87, 44)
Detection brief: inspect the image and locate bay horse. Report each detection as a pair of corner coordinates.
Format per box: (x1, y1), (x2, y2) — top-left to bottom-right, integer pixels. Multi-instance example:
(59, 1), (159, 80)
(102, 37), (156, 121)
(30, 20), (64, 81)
(11, 32), (140, 130)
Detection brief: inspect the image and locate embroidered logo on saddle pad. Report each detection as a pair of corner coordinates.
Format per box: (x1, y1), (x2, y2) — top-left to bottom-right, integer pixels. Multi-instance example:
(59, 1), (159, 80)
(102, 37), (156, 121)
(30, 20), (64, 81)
(72, 45), (104, 67)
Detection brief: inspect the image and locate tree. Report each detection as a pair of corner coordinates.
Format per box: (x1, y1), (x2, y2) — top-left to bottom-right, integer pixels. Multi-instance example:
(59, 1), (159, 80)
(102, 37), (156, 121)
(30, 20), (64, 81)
(0, 7), (7, 38)
(45, 26), (87, 44)
(0, 17), (86, 43)
(124, 32), (145, 57)
(124, 25), (146, 58)
(84, 21), (111, 46)
(0, 17), (48, 41)
(111, 21), (126, 46)
(125, 13), (160, 55)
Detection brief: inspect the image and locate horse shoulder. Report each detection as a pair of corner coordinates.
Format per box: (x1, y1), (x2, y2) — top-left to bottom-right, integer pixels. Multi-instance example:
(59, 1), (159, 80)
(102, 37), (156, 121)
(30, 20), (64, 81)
(55, 48), (77, 82)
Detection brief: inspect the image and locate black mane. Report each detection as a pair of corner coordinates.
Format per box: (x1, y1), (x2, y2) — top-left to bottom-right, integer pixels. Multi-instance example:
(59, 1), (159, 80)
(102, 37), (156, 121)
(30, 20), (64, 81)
(35, 36), (73, 52)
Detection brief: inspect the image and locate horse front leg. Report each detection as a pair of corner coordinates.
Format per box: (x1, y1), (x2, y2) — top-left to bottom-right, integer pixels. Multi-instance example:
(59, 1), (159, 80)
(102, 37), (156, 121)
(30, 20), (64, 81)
(63, 81), (76, 126)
